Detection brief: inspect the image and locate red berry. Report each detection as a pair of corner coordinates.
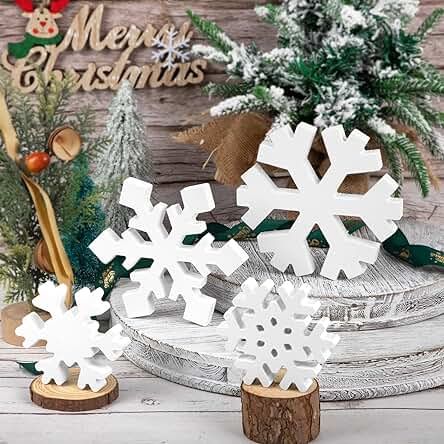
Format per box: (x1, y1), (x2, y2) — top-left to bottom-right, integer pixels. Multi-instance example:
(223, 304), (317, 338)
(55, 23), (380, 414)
(25, 152), (51, 174)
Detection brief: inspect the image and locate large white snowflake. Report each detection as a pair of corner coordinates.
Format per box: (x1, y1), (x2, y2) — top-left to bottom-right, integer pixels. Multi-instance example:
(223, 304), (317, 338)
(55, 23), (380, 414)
(237, 123), (403, 280)
(152, 26), (191, 70)
(89, 178), (248, 326)
(15, 282), (130, 392)
(221, 278), (340, 392)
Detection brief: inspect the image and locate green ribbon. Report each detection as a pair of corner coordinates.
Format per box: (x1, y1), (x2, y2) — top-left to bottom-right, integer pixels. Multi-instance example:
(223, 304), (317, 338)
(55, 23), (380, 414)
(17, 361), (42, 376)
(8, 32), (63, 59)
(96, 219), (442, 298)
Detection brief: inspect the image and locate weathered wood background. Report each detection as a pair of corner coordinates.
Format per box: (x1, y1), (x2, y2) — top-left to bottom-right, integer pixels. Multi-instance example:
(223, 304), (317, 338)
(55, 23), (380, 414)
(0, 0), (443, 223)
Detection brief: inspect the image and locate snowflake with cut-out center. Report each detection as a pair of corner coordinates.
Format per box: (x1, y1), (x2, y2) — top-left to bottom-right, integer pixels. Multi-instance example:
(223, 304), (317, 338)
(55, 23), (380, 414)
(89, 178), (248, 327)
(220, 278), (340, 392)
(237, 123), (403, 280)
(152, 27), (191, 70)
(15, 281), (130, 392)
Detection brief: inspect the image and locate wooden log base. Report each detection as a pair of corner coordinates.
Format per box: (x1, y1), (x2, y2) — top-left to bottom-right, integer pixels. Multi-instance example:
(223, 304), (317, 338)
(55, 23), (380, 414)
(241, 380), (320, 444)
(30, 368), (119, 412)
(1, 302), (50, 347)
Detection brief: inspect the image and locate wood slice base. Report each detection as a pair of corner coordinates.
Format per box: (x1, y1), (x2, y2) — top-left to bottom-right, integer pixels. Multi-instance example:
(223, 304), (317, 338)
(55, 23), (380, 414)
(30, 368), (119, 412)
(1, 303), (50, 347)
(242, 381), (320, 444)
(110, 281), (444, 400)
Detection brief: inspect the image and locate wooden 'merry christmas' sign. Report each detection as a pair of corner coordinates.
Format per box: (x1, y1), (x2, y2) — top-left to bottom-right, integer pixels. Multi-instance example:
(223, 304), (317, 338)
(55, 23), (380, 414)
(2, 2), (207, 93)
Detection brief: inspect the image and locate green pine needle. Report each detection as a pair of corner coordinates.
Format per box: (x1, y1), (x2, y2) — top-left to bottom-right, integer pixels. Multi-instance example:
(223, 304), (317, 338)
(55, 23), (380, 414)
(187, 10), (234, 54)
(378, 76), (444, 96)
(255, 4), (280, 26)
(389, 134), (430, 197)
(416, 8), (444, 41)
(203, 82), (252, 98)
(385, 99), (443, 158)
(416, 101), (444, 128)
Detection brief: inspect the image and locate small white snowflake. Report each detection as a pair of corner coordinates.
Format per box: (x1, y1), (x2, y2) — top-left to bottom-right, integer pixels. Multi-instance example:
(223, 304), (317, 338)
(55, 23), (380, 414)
(152, 27), (191, 70)
(237, 123), (403, 280)
(15, 282), (130, 392)
(90, 178), (248, 326)
(221, 278), (340, 392)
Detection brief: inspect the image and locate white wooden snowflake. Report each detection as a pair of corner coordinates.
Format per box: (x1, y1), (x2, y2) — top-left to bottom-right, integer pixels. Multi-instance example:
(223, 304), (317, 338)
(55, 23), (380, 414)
(15, 282), (130, 392)
(152, 26), (191, 69)
(89, 178), (248, 326)
(237, 123), (403, 280)
(221, 278), (340, 392)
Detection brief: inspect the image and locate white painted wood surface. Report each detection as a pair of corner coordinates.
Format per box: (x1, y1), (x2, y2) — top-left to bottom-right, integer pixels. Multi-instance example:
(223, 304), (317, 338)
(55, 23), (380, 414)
(105, 219), (444, 401)
(207, 219), (444, 330)
(110, 282), (444, 400)
(1, 330), (444, 444)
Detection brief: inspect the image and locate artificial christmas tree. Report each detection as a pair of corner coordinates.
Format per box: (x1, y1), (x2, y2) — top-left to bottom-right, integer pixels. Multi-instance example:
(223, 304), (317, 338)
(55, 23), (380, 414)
(93, 80), (156, 235)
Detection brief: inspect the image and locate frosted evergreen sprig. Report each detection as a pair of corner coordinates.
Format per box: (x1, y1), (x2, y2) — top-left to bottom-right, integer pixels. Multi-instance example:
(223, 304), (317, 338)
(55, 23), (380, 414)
(186, 10), (236, 55)
(416, 8), (444, 41)
(188, 0), (444, 196)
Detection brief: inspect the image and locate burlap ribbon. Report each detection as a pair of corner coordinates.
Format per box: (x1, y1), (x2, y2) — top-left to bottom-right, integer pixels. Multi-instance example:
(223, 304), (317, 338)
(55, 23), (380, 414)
(0, 92), (73, 307)
(175, 113), (369, 194)
(175, 113), (272, 186)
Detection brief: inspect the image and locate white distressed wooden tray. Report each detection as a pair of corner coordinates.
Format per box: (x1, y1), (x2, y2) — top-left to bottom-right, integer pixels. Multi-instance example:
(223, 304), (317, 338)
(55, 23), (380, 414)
(205, 219), (444, 331)
(110, 282), (444, 401)
(109, 219), (444, 401)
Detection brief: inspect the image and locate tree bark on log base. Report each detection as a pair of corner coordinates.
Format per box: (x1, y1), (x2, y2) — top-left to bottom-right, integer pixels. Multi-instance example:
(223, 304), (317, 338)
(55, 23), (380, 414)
(241, 380), (320, 444)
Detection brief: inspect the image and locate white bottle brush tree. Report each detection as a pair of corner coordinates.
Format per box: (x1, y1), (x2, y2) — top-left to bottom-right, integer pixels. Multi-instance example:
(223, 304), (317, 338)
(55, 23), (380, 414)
(94, 80), (156, 234)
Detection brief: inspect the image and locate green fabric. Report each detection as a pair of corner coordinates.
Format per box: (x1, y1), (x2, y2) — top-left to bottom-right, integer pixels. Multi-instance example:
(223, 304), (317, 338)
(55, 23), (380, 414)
(8, 32), (63, 59)
(96, 219), (442, 298)
(18, 361), (42, 376)
(383, 228), (444, 268)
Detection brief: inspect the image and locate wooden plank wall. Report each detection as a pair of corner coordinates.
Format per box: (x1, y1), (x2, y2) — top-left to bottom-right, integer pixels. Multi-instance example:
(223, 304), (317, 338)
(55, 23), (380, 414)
(0, 0), (442, 224)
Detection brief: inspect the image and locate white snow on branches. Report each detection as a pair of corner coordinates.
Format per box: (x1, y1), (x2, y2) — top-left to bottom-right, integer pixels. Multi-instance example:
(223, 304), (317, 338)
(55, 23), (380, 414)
(192, 44), (230, 64)
(210, 86), (292, 118)
(371, 0), (419, 22)
(210, 94), (261, 117)
(314, 80), (375, 128)
(368, 117), (397, 137)
(340, 5), (367, 30)
(94, 81), (155, 234)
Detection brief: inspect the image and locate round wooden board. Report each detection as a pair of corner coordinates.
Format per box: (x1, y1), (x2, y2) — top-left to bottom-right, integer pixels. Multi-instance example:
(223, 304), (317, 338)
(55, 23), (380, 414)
(1, 302), (50, 347)
(30, 368), (119, 412)
(110, 280), (444, 401)
(206, 219), (444, 331)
